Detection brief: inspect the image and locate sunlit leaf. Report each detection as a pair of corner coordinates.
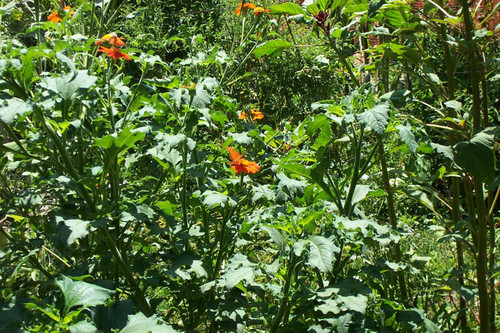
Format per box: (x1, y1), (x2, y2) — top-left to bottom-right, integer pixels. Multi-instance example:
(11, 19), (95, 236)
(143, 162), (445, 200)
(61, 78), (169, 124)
(396, 124), (418, 153)
(270, 3), (307, 16)
(120, 313), (177, 333)
(261, 226), (286, 252)
(306, 236), (339, 272)
(254, 40), (294, 58)
(454, 127), (496, 184)
(56, 276), (113, 312)
(357, 103), (389, 135)
(0, 96), (33, 124)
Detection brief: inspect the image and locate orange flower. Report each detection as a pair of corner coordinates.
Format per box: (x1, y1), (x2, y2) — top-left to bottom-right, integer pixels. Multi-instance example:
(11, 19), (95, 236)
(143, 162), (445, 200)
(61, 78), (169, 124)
(226, 147), (260, 174)
(254, 7), (270, 15)
(239, 109), (264, 120)
(48, 11), (62, 22)
(63, 6), (75, 18)
(181, 82), (196, 89)
(95, 33), (126, 47)
(235, 2), (256, 16)
(239, 111), (249, 120)
(98, 46), (131, 60)
(250, 109), (264, 120)
(47, 6), (74, 22)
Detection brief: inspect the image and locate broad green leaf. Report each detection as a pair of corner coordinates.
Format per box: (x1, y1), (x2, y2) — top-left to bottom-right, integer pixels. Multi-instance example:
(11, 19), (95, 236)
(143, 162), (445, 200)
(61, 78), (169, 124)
(431, 142), (453, 160)
(252, 184), (276, 202)
(120, 313), (177, 333)
(165, 254), (207, 280)
(350, 184), (371, 204)
(56, 52), (76, 73)
(454, 127), (496, 184)
(306, 235), (339, 272)
(380, 90), (410, 107)
(223, 253), (258, 289)
(0, 96), (33, 124)
(396, 124), (418, 153)
(202, 190), (236, 208)
(261, 226), (286, 252)
(270, 3), (307, 16)
(68, 320), (97, 333)
(40, 70), (97, 101)
(55, 216), (90, 246)
(56, 276), (113, 312)
(357, 103), (389, 135)
(278, 164), (335, 200)
(231, 132), (253, 145)
(94, 127), (145, 154)
(444, 100), (462, 112)
(192, 77), (218, 108)
(254, 40), (294, 58)
(377, 43), (421, 65)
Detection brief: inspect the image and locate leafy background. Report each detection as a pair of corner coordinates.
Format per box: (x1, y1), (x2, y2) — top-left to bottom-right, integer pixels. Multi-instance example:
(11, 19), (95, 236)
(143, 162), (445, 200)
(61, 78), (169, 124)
(0, 0), (499, 332)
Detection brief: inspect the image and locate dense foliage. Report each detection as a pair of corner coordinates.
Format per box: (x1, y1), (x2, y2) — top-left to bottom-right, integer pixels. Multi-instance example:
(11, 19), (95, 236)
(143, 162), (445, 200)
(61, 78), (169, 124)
(0, 0), (499, 332)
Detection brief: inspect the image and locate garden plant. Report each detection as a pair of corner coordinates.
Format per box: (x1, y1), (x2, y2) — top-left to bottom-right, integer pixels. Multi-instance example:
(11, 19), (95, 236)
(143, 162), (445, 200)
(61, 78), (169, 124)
(0, 0), (499, 332)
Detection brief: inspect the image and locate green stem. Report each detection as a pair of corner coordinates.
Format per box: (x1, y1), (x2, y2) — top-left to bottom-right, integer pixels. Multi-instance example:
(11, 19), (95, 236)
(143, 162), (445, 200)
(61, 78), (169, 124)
(344, 124), (363, 217)
(34, 107), (96, 215)
(121, 64), (148, 129)
(473, 179), (490, 332)
(460, 0), (482, 133)
(270, 254), (297, 333)
(101, 227), (153, 316)
(328, 37), (359, 88)
(377, 142), (409, 306)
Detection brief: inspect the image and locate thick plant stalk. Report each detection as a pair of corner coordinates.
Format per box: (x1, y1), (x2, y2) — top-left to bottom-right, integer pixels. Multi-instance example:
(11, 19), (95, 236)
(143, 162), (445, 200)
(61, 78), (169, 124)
(460, 1), (491, 331)
(378, 143), (409, 305)
(436, 3), (467, 326)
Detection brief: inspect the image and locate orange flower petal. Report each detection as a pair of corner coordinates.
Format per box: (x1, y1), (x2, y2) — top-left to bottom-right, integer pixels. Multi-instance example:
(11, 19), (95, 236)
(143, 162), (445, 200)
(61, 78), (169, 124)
(226, 146), (243, 161)
(250, 109), (264, 120)
(98, 46), (131, 60)
(226, 147), (260, 174)
(48, 11), (62, 22)
(239, 111), (249, 120)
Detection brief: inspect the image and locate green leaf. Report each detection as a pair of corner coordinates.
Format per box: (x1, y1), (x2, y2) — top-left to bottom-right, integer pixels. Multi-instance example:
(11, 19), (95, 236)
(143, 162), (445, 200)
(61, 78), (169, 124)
(0, 97), (33, 124)
(350, 184), (371, 204)
(41, 70), (97, 101)
(453, 127), (496, 184)
(380, 89), (410, 108)
(231, 132), (253, 145)
(68, 320), (97, 333)
(165, 254), (208, 280)
(55, 216), (90, 246)
(120, 313), (177, 333)
(306, 236), (339, 273)
(357, 103), (389, 135)
(0, 1), (17, 15)
(56, 276), (113, 312)
(223, 253), (258, 289)
(94, 127), (145, 154)
(254, 40), (294, 59)
(396, 124), (418, 153)
(252, 184), (276, 202)
(261, 226), (286, 252)
(431, 142), (453, 160)
(270, 3), (307, 16)
(202, 190), (236, 208)
(192, 77), (218, 108)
